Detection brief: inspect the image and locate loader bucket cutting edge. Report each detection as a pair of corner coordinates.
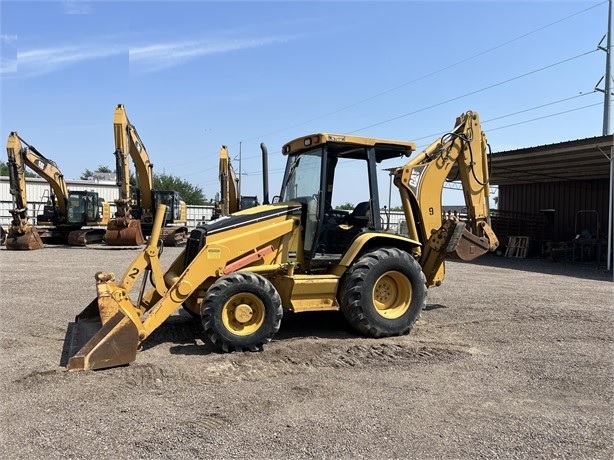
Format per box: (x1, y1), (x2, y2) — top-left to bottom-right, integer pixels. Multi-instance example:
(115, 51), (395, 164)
(5, 227), (44, 250)
(105, 219), (146, 246)
(66, 298), (140, 371)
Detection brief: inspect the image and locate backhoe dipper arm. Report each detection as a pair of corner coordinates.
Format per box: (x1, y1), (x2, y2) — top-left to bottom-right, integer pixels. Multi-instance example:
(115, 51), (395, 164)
(394, 111), (499, 286)
(114, 104), (155, 220)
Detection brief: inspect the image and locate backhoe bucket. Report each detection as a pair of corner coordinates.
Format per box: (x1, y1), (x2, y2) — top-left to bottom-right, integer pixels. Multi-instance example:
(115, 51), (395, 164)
(105, 218), (146, 246)
(448, 227), (490, 261)
(5, 227), (44, 250)
(66, 274), (140, 371)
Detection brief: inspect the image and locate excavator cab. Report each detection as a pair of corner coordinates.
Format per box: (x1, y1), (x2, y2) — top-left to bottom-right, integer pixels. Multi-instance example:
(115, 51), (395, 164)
(153, 190), (181, 223)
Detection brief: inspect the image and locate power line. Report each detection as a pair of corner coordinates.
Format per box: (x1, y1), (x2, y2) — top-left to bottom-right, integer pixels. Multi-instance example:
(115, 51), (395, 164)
(487, 101), (605, 132)
(231, 1), (606, 145)
(348, 49), (599, 134)
(412, 91), (598, 142)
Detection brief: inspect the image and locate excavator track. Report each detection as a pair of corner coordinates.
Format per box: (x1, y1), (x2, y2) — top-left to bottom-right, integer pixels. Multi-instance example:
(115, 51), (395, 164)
(68, 228), (107, 246)
(160, 226), (188, 247)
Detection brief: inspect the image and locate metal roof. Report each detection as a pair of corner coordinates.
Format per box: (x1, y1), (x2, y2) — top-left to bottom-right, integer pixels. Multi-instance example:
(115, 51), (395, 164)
(488, 134), (613, 186)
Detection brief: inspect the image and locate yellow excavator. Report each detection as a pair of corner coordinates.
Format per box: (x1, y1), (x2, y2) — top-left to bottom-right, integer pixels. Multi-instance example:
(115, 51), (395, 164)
(66, 110), (498, 371)
(4, 132), (110, 250)
(105, 104), (188, 247)
(212, 144), (260, 219)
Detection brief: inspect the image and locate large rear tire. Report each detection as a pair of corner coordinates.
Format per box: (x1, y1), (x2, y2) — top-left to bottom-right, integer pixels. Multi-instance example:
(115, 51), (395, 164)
(340, 247), (426, 338)
(202, 272), (283, 352)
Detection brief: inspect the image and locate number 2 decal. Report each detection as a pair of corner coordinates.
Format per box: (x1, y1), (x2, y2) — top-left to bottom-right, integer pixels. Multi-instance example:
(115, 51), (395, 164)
(128, 267), (140, 279)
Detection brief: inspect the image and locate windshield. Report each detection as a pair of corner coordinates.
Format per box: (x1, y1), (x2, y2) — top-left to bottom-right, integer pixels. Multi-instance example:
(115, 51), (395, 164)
(280, 148), (322, 202)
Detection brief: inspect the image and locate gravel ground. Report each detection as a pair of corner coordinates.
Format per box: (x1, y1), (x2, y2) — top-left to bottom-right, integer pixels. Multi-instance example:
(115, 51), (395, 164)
(0, 245), (612, 460)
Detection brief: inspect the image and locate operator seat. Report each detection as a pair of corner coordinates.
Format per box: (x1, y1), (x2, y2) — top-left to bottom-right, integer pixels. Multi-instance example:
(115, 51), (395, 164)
(343, 201), (370, 227)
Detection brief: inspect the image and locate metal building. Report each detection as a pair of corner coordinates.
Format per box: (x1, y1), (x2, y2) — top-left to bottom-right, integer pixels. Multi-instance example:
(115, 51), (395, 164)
(489, 134), (613, 263)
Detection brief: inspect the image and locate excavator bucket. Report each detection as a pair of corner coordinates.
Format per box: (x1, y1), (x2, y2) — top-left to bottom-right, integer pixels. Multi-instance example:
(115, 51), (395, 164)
(5, 227), (44, 250)
(66, 273), (140, 371)
(104, 218), (146, 246)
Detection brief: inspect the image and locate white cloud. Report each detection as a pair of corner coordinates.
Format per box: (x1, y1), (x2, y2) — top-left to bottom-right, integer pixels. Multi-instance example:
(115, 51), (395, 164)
(16, 43), (125, 77)
(62, 0), (94, 15)
(0, 34), (17, 75)
(1, 34), (18, 44)
(129, 35), (294, 73)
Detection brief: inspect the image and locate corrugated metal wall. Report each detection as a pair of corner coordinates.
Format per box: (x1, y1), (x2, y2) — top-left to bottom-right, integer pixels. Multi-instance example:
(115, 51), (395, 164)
(498, 178), (609, 242)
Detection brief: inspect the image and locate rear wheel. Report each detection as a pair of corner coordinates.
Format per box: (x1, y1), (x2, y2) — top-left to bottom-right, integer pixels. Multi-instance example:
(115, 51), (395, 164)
(340, 247), (426, 337)
(202, 272), (283, 352)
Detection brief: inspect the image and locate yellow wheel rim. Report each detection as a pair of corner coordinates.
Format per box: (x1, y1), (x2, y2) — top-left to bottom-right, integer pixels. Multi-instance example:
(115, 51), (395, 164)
(222, 293), (266, 336)
(372, 271), (412, 319)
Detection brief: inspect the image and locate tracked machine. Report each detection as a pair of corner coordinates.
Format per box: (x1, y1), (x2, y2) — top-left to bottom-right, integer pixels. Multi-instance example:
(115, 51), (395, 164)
(105, 104), (188, 247)
(4, 132), (110, 250)
(66, 111), (498, 371)
(212, 144), (262, 220)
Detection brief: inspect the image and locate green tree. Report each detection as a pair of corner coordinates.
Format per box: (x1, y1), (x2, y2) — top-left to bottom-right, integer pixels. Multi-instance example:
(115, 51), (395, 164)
(154, 172), (206, 205)
(0, 161), (37, 177)
(335, 202), (354, 211)
(80, 165), (113, 180)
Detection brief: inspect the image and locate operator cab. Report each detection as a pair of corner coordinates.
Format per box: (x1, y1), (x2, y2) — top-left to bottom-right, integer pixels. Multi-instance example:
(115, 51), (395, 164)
(279, 134), (415, 266)
(154, 190), (182, 223)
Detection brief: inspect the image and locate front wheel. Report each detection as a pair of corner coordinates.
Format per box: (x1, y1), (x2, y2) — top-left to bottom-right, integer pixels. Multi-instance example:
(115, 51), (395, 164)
(340, 247), (427, 338)
(202, 272), (283, 352)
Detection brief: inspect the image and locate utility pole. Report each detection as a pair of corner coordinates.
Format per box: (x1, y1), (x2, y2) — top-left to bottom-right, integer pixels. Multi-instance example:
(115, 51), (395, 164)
(599, 0), (612, 135)
(597, 0), (613, 273)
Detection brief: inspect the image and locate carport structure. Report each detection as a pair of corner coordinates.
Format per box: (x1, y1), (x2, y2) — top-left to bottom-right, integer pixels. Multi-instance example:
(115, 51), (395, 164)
(488, 134), (613, 268)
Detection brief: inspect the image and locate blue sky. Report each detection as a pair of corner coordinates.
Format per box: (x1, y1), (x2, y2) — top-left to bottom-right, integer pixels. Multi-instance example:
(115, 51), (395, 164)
(0, 0), (610, 207)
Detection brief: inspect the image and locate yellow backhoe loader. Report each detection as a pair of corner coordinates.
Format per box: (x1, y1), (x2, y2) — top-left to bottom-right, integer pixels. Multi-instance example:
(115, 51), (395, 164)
(105, 104), (189, 247)
(4, 132), (110, 250)
(66, 111), (498, 371)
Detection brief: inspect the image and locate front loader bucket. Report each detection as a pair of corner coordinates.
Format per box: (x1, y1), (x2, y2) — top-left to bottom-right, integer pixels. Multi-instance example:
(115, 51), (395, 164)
(66, 299), (139, 371)
(105, 218), (146, 246)
(5, 227), (44, 250)
(66, 274), (140, 371)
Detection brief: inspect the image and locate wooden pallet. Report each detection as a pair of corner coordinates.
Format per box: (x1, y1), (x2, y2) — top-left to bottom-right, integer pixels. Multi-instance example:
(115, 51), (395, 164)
(505, 236), (529, 258)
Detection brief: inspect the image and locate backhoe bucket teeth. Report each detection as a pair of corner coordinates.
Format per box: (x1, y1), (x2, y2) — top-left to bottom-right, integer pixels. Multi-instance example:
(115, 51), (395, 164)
(105, 219), (146, 246)
(5, 227), (44, 250)
(66, 275), (140, 371)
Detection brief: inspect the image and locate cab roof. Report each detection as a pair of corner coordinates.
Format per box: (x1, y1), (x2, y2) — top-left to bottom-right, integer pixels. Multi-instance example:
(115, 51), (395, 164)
(282, 133), (416, 163)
